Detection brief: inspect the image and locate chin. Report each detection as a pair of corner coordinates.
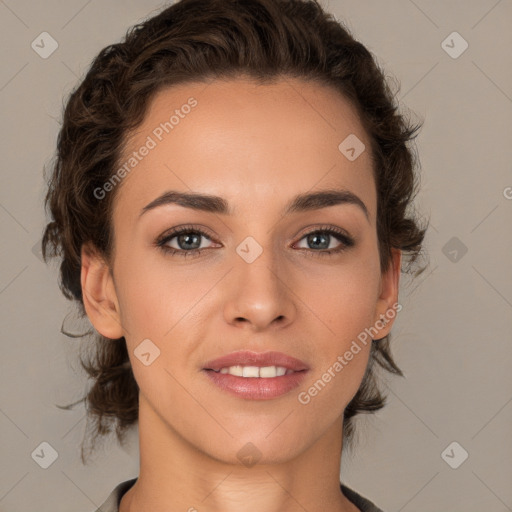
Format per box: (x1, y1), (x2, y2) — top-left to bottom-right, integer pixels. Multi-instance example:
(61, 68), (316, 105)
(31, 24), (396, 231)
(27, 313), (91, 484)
(194, 425), (316, 467)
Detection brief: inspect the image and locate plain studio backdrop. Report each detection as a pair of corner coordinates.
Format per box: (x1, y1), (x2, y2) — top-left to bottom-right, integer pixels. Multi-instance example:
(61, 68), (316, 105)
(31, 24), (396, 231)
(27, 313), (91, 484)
(0, 1), (511, 511)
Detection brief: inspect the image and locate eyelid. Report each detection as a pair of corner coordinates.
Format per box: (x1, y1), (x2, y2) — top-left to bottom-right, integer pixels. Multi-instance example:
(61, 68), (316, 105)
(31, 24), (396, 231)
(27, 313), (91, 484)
(295, 224), (353, 241)
(155, 223), (217, 244)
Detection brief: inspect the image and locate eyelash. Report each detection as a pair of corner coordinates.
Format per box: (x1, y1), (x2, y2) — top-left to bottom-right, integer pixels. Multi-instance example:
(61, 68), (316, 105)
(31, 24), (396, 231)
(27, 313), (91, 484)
(155, 224), (355, 259)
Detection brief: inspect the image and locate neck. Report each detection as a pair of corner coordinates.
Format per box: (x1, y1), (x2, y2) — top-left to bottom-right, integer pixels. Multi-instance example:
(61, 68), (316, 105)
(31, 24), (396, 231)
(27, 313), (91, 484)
(120, 393), (358, 512)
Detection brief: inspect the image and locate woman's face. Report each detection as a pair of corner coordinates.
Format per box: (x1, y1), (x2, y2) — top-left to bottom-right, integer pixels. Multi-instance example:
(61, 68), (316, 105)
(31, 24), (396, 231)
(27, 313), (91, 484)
(83, 76), (400, 464)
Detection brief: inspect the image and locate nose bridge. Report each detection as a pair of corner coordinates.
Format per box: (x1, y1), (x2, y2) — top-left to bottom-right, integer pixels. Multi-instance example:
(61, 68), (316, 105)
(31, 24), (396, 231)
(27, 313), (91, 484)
(235, 233), (283, 298)
(224, 233), (294, 329)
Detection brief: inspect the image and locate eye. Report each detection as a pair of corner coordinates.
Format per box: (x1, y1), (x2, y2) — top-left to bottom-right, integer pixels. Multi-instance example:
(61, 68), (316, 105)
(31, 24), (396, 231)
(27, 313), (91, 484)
(293, 226), (355, 256)
(155, 225), (217, 259)
(155, 224), (355, 259)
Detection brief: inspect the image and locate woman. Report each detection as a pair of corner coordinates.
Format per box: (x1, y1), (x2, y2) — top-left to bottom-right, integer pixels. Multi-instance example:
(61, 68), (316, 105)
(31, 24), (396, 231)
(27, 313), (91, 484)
(42, 0), (428, 510)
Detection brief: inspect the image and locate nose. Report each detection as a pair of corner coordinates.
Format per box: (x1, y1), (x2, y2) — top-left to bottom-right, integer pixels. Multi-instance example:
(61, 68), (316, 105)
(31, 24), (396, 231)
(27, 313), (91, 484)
(223, 244), (296, 332)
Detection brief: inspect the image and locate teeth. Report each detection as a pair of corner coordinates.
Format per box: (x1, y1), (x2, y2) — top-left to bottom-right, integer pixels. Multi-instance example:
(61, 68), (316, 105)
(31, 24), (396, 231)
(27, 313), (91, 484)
(242, 366), (260, 377)
(216, 365), (291, 378)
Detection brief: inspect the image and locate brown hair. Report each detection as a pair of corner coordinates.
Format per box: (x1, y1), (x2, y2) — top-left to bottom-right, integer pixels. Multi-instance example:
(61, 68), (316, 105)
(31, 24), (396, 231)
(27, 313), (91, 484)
(42, 0), (428, 463)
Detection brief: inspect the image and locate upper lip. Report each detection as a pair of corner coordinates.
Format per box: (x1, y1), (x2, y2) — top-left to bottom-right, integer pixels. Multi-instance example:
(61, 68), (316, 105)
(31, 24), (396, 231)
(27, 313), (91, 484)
(203, 350), (309, 372)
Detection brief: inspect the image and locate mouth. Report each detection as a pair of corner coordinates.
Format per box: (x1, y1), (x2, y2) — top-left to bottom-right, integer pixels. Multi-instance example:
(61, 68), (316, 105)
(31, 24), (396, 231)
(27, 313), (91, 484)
(207, 365), (298, 377)
(202, 350), (309, 400)
(203, 350), (309, 372)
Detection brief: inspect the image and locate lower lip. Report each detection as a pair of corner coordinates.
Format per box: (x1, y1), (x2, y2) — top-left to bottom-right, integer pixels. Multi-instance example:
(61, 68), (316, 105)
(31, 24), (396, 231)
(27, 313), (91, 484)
(203, 369), (308, 400)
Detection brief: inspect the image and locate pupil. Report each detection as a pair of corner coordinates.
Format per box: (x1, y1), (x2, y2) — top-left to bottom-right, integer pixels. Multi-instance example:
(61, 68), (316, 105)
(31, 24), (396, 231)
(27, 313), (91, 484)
(309, 233), (328, 250)
(180, 233), (200, 249)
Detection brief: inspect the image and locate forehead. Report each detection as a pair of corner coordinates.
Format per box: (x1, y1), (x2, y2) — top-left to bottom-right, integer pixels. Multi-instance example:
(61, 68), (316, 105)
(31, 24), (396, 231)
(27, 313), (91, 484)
(114, 76), (376, 223)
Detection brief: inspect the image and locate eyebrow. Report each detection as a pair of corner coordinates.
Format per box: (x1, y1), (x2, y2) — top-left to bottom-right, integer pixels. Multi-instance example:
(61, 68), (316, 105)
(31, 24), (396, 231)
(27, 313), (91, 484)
(139, 188), (369, 221)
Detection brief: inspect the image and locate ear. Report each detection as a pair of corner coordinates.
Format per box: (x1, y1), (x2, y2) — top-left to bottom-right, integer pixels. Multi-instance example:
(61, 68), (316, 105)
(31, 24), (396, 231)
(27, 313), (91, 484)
(80, 243), (124, 340)
(372, 248), (402, 339)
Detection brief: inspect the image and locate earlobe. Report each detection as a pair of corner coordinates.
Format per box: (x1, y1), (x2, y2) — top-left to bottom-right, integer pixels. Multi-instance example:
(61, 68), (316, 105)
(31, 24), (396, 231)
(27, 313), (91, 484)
(373, 248), (402, 338)
(80, 243), (124, 340)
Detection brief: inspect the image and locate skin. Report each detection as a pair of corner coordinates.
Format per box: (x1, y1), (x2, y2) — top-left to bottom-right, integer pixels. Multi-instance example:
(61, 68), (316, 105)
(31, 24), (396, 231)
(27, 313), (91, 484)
(81, 76), (401, 512)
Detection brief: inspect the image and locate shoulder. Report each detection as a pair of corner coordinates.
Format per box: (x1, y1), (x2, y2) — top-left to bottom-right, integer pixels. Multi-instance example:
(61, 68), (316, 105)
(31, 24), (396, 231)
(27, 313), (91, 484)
(93, 478), (137, 512)
(340, 483), (386, 512)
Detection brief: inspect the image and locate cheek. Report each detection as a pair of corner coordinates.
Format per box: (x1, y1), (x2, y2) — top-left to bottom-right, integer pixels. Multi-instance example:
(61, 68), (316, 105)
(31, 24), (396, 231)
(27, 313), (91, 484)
(294, 269), (378, 422)
(305, 246), (381, 338)
(112, 247), (212, 339)
(304, 277), (375, 394)
(298, 247), (381, 401)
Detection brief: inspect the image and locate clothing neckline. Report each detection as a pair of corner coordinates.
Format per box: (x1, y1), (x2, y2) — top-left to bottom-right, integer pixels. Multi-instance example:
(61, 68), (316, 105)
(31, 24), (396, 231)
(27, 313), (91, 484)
(96, 477), (384, 512)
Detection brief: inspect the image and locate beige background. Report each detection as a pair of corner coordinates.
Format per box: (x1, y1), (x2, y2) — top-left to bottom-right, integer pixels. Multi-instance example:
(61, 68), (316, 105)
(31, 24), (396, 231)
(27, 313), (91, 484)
(0, 0), (511, 511)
